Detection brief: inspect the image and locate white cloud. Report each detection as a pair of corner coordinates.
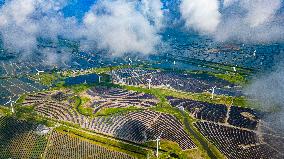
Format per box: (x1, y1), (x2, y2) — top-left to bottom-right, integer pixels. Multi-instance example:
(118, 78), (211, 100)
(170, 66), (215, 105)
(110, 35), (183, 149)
(215, 0), (283, 42)
(179, 0), (283, 43)
(140, 0), (164, 29)
(242, 0), (282, 27)
(223, 0), (239, 7)
(245, 59), (284, 130)
(0, 0), (164, 58)
(41, 47), (72, 66)
(0, 0), (78, 61)
(0, 0), (37, 54)
(81, 0), (162, 56)
(180, 0), (221, 34)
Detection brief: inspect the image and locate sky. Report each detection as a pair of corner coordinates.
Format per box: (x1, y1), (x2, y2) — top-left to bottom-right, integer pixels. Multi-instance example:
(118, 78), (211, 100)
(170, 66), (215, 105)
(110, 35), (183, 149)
(0, 0), (283, 57)
(62, 0), (95, 19)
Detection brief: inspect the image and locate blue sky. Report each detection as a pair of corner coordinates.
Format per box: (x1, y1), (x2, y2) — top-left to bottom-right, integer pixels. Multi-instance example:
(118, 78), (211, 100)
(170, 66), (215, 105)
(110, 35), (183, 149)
(62, 0), (96, 19)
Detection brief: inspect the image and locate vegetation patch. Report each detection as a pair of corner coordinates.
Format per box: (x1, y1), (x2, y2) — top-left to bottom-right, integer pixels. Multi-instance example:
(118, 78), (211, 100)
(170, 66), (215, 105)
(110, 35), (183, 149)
(123, 85), (247, 107)
(32, 72), (62, 86)
(211, 72), (248, 85)
(71, 96), (93, 117)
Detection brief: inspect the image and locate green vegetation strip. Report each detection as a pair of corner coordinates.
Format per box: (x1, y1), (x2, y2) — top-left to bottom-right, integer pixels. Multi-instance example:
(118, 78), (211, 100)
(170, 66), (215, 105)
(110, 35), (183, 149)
(123, 85), (247, 107)
(71, 96), (93, 117)
(182, 112), (226, 159)
(186, 70), (249, 85)
(31, 72), (62, 86)
(62, 64), (133, 77)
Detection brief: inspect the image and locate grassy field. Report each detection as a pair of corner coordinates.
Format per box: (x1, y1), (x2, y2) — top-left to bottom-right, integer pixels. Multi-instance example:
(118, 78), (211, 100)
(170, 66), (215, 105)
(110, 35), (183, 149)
(0, 106), (11, 116)
(31, 72), (62, 86)
(72, 95), (94, 117)
(61, 64), (133, 77)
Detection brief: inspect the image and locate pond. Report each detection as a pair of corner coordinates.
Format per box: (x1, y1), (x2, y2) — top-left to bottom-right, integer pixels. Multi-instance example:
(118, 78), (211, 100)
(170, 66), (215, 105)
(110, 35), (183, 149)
(64, 73), (99, 86)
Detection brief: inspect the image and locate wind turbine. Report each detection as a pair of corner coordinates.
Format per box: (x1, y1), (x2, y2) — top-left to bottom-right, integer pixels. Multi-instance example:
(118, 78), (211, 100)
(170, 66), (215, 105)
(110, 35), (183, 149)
(36, 69), (44, 75)
(147, 78), (152, 89)
(5, 97), (15, 113)
(211, 86), (216, 99)
(156, 132), (163, 158)
(98, 75), (101, 83)
(36, 69), (44, 80)
(172, 60), (177, 71)
(4, 97), (12, 106)
(129, 58), (133, 65)
(11, 103), (15, 114)
(156, 136), (160, 158)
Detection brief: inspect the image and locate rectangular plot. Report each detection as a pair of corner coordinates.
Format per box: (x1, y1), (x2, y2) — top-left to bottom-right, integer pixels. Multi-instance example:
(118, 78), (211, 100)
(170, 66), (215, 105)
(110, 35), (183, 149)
(6, 85), (26, 95)
(18, 83), (37, 93)
(0, 62), (8, 76)
(4, 62), (16, 75)
(0, 67), (5, 76)
(7, 79), (22, 85)
(0, 97), (10, 106)
(0, 79), (12, 86)
(0, 86), (12, 97)
(19, 77), (34, 84)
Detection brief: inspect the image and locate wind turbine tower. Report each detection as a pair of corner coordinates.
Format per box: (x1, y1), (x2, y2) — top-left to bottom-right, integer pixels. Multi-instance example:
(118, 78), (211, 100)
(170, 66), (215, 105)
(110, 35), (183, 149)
(11, 102), (15, 114)
(147, 78), (152, 89)
(129, 58), (132, 65)
(98, 75), (101, 83)
(156, 136), (160, 158)
(5, 97), (15, 113)
(156, 131), (163, 158)
(211, 86), (216, 99)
